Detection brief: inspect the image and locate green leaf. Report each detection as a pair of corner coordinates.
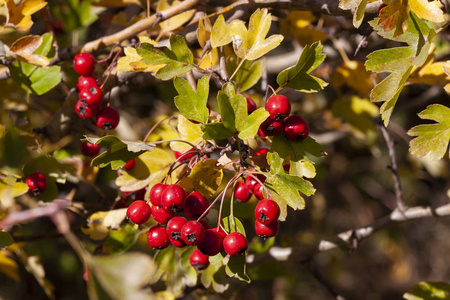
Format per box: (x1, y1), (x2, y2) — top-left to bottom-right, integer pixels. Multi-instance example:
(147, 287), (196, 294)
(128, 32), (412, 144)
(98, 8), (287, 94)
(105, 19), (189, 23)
(174, 76), (209, 123)
(84, 135), (155, 170)
(137, 35), (193, 80)
(403, 281), (450, 300)
(210, 14), (232, 48)
(332, 96), (379, 135)
(0, 231), (14, 248)
(222, 216), (246, 236)
(225, 255), (251, 283)
(227, 57), (264, 92)
(229, 8), (283, 61)
(270, 134), (325, 160)
(103, 224), (138, 255)
(201, 262), (229, 293)
(266, 152), (315, 210)
(407, 104), (450, 161)
(28, 66), (61, 95)
(170, 115), (203, 153)
(202, 122), (235, 140)
(238, 108), (270, 140)
(276, 41), (327, 93)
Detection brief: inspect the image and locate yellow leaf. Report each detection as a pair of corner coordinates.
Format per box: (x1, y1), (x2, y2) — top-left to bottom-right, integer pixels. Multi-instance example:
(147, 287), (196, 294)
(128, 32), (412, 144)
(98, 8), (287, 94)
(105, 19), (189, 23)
(339, 0), (368, 28)
(0, 176), (28, 208)
(409, 0), (445, 23)
(229, 8), (283, 61)
(197, 17), (212, 49)
(91, 0), (143, 7)
(116, 46), (164, 73)
(0, 251), (19, 281)
(7, 0), (47, 31)
(178, 159), (223, 197)
(378, 0), (409, 36)
(331, 60), (374, 97)
(280, 11), (317, 34)
(81, 212), (110, 240)
(410, 61), (450, 85)
(157, 0), (195, 34)
(10, 35), (49, 67)
(170, 115), (203, 153)
(138, 36), (157, 46)
(210, 15), (232, 48)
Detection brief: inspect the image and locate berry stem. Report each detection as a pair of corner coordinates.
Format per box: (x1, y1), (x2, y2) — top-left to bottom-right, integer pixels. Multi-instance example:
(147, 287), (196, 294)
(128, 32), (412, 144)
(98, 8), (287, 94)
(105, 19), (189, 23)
(243, 172), (272, 200)
(229, 58), (246, 81)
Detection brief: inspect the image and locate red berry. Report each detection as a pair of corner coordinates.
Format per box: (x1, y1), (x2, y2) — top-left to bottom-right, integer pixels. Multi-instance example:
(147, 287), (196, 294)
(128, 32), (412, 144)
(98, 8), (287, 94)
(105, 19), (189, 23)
(181, 220), (205, 245)
(223, 232), (247, 256)
(246, 97), (257, 114)
(74, 53), (96, 76)
(174, 148), (196, 161)
(79, 85), (103, 108)
(76, 100), (99, 119)
(149, 183), (167, 207)
(377, 3), (387, 17)
(245, 174), (265, 190)
(258, 117), (284, 136)
(217, 227), (227, 239)
(190, 249), (209, 271)
(199, 220), (211, 230)
(255, 199), (280, 224)
(151, 205), (175, 225)
(197, 229), (224, 256)
(255, 148), (269, 156)
(77, 76), (97, 91)
(253, 183), (264, 200)
(81, 142), (100, 157)
(284, 115), (309, 142)
(183, 191), (209, 220)
(126, 200), (151, 224)
(147, 225), (170, 249)
(234, 181), (252, 203)
(96, 106), (120, 130)
(25, 172), (47, 195)
(161, 184), (186, 213)
(167, 216), (187, 247)
(266, 95), (291, 120)
(122, 158), (136, 172)
(255, 220), (279, 238)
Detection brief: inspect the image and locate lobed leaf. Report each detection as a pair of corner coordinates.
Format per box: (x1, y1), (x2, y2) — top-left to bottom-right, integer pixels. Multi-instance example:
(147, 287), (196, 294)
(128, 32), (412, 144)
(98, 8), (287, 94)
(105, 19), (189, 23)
(211, 15), (232, 48)
(178, 159), (223, 198)
(174, 76), (209, 123)
(227, 57), (264, 92)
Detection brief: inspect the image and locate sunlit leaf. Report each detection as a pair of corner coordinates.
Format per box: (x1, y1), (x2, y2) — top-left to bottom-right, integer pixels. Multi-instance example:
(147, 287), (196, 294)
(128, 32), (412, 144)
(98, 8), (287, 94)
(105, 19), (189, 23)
(197, 17), (212, 49)
(377, 0), (409, 36)
(91, 0), (142, 7)
(117, 43), (163, 74)
(174, 76), (209, 123)
(170, 115), (203, 153)
(6, 0), (47, 31)
(407, 104), (450, 161)
(332, 96), (379, 134)
(211, 15), (232, 48)
(409, 0), (445, 23)
(81, 212), (110, 240)
(157, 0), (195, 35)
(339, 0), (368, 28)
(0, 251), (19, 281)
(403, 281), (450, 300)
(0, 176), (28, 206)
(9, 35), (49, 67)
(103, 224), (139, 255)
(227, 57), (263, 92)
(331, 60), (374, 97)
(178, 159), (223, 197)
(225, 255), (251, 283)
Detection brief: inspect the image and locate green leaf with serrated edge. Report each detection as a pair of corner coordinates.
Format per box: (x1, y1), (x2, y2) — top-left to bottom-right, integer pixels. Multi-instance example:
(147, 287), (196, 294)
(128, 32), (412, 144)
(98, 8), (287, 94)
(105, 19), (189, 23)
(266, 152), (315, 210)
(222, 216), (246, 236)
(202, 122), (235, 140)
(276, 42), (327, 93)
(229, 8), (283, 61)
(84, 135), (155, 170)
(403, 281), (450, 300)
(0, 231), (14, 248)
(407, 104), (450, 161)
(238, 108), (270, 140)
(137, 35), (193, 80)
(291, 157), (316, 178)
(227, 57), (264, 92)
(211, 14), (232, 48)
(174, 76), (209, 123)
(89, 253), (156, 300)
(271, 134), (325, 160)
(29, 66), (61, 95)
(225, 255), (251, 283)
(268, 190), (288, 221)
(170, 115), (203, 153)
(103, 224), (138, 255)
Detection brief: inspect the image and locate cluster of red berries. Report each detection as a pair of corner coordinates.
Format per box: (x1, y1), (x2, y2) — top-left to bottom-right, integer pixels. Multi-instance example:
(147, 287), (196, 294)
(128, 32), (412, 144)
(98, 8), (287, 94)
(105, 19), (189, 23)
(25, 172), (47, 195)
(125, 183), (249, 271)
(73, 53), (120, 130)
(258, 95), (309, 142)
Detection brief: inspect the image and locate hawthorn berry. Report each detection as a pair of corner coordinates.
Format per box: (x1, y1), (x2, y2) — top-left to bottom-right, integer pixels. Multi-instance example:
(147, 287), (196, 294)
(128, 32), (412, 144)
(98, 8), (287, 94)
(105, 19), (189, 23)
(266, 95), (291, 120)
(258, 117), (284, 136)
(122, 158), (136, 172)
(255, 220), (279, 238)
(151, 205), (175, 225)
(79, 85), (103, 108)
(255, 199), (280, 224)
(147, 225), (170, 249)
(167, 216), (187, 247)
(255, 148), (270, 156)
(74, 53), (96, 76)
(96, 106), (120, 130)
(149, 183), (167, 207)
(25, 172), (47, 195)
(284, 115), (309, 142)
(126, 200), (151, 224)
(160, 184), (185, 213)
(77, 76), (97, 91)
(223, 232), (248, 256)
(174, 148), (196, 161)
(245, 174), (265, 190)
(234, 181), (252, 203)
(81, 142), (100, 157)
(183, 191), (209, 220)
(181, 220), (205, 245)
(76, 100), (99, 119)
(190, 249), (210, 271)
(253, 183), (264, 200)
(197, 229), (224, 256)
(246, 97), (257, 114)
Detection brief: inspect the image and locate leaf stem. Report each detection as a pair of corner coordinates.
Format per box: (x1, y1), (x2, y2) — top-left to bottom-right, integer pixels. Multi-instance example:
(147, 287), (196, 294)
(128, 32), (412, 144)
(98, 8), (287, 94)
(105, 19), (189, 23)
(229, 58), (246, 81)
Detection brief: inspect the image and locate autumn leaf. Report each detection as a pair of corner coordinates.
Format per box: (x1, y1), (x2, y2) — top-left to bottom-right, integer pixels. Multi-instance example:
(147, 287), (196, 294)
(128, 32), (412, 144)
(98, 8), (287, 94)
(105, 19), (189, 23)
(331, 60), (374, 97)
(210, 15), (232, 48)
(157, 0), (195, 36)
(229, 8), (283, 61)
(9, 35), (49, 67)
(339, 0), (368, 28)
(197, 17), (212, 49)
(407, 104), (450, 161)
(6, 0), (47, 31)
(377, 0), (409, 37)
(443, 61), (450, 94)
(409, 0), (445, 23)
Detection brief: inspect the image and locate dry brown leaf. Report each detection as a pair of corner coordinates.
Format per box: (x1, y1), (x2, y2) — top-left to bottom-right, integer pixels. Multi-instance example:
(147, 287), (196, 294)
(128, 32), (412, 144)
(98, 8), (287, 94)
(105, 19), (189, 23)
(10, 35), (49, 67)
